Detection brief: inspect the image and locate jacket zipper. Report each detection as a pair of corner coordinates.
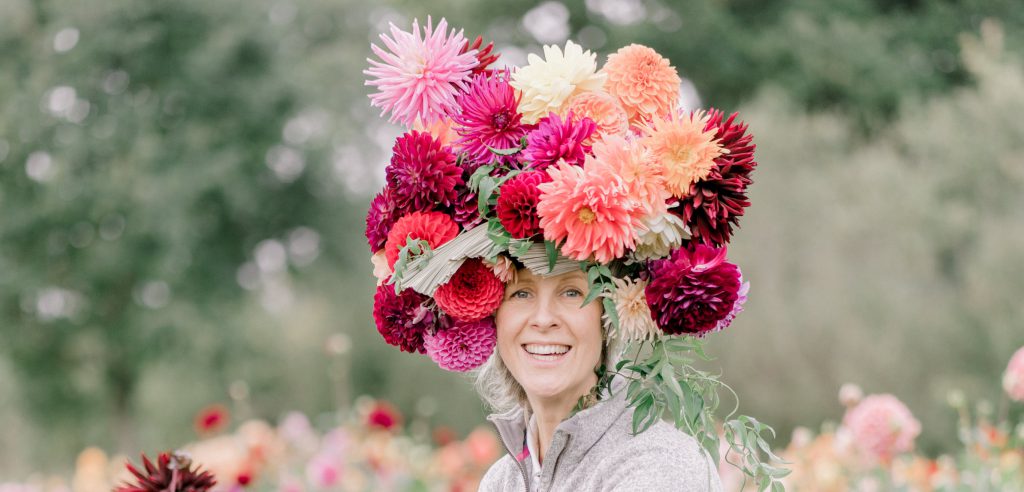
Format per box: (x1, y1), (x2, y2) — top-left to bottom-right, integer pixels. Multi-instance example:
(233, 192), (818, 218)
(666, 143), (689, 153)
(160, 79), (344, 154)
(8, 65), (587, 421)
(493, 422), (530, 492)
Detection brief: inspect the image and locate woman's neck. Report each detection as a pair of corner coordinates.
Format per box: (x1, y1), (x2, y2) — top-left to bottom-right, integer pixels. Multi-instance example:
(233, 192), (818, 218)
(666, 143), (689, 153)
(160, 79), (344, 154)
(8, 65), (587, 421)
(526, 373), (597, 463)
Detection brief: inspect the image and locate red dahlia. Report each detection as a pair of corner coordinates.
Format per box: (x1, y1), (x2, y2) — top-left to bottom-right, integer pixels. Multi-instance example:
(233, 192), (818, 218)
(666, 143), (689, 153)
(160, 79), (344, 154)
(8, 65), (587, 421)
(434, 259), (504, 321)
(383, 211), (459, 268)
(372, 284), (435, 354)
(387, 131), (463, 212)
(645, 243), (742, 336)
(115, 451), (216, 492)
(676, 110), (756, 247)
(461, 35), (500, 76)
(496, 171), (550, 238)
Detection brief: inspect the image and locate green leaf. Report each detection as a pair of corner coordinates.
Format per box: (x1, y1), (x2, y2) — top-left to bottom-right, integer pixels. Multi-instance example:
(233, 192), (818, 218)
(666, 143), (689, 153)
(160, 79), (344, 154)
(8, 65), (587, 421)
(602, 297), (619, 332)
(468, 164), (495, 192)
(544, 240), (558, 272)
(487, 143), (522, 156)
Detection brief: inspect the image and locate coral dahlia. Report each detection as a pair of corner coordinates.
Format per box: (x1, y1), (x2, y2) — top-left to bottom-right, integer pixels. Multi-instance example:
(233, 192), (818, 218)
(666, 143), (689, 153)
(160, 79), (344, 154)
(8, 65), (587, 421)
(510, 40), (606, 125)
(496, 171), (550, 238)
(601, 44), (681, 125)
(523, 112), (595, 170)
(645, 243), (742, 336)
(434, 259), (504, 321)
(593, 134), (667, 217)
(387, 130), (463, 212)
(364, 17), (479, 126)
(372, 283), (435, 354)
(424, 316), (498, 372)
(383, 211), (459, 268)
(564, 91), (629, 145)
(641, 110), (726, 198)
(452, 71), (529, 166)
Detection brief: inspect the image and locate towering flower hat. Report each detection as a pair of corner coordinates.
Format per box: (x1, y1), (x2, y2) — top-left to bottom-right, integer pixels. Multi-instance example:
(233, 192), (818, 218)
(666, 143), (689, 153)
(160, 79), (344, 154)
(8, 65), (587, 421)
(364, 17), (786, 487)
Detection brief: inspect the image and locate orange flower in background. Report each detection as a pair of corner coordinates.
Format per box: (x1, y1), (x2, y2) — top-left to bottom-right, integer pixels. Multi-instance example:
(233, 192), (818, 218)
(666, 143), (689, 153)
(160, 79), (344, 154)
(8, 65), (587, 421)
(563, 91), (629, 145)
(640, 109), (726, 198)
(194, 404), (230, 435)
(601, 44), (681, 125)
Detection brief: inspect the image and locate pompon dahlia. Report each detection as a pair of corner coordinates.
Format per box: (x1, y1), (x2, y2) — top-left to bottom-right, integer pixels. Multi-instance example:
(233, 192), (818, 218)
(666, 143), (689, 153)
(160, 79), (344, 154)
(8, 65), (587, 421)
(676, 110), (757, 247)
(510, 40), (606, 125)
(384, 211), (459, 268)
(496, 170), (549, 238)
(523, 112), (595, 170)
(424, 316), (497, 372)
(537, 159), (644, 264)
(641, 110), (726, 198)
(434, 259), (504, 321)
(364, 17), (479, 126)
(372, 283), (435, 354)
(366, 189), (398, 251)
(387, 130), (463, 212)
(842, 394), (921, 464)
(564, 91), (629, 145)
(645, 243), (741, 336)
(601, 44), (681, 125)
(115, 451), (216, 492)
(604, 277), (659, 342)
(593, 134), (666, 217)
(462, 35), (500, 76)
(452, 71), (529, 166)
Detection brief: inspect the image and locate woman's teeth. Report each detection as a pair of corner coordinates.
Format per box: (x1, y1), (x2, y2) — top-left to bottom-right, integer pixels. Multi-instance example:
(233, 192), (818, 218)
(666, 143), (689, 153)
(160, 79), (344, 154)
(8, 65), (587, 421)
(524, 344), (570, 356)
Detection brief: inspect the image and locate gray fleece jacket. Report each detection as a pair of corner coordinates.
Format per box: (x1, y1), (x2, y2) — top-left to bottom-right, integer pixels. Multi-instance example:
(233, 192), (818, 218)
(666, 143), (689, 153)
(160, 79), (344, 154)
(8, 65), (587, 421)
(478, 375), (724, 492)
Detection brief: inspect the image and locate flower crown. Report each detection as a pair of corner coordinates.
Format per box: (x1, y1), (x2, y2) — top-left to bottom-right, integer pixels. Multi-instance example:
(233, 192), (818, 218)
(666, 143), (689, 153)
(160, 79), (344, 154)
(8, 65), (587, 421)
(364, 17), (788, 489)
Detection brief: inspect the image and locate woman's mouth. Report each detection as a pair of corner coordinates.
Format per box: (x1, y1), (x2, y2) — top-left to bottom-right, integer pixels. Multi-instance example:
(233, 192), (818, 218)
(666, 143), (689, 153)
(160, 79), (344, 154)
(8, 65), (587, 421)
(522, 344), (571, 363)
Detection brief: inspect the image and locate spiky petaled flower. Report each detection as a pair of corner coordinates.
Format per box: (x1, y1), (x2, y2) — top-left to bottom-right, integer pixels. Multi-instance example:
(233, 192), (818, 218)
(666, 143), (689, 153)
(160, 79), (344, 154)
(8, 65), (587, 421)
(483, 255), (517, 283)
(452, 71), (529, 166)
(564, 91), (629, 146)
(434, 259), (504, 321)
(496, 171), (549, 239)
(383, 211), (459, 268)
(115, 452), (216, 492)
(645, 243), (741, 336)
(601, 44), (681, 125)
(674, 110), (757, 247)
(523, 112), (596, 170)
(387, 131), (463, 213)
(424, 316), (497, 372)
(631, 211), (689, 262)
(365, 189), (399, 252)
(372, 283), (435, 354)
(462, 35), (500, 76)
(640, 110), (726, 198)
(510, 40), (606, 125)
(603, 277), (659, 342)
(364, 17), (478, 126)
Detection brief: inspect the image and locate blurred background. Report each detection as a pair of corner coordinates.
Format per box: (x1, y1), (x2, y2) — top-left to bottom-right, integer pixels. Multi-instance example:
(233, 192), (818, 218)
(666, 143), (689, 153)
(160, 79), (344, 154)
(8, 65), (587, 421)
(1, 0), (1023, 485)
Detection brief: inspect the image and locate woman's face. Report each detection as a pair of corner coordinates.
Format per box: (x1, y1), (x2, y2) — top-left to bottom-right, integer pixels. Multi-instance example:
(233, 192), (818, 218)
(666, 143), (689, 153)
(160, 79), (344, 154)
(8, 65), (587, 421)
(495, 268), (604, 406)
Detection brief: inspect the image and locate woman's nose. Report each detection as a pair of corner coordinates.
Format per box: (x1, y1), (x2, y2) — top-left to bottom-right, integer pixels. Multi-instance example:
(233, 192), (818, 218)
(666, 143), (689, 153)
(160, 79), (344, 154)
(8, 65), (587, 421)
(527, 294), (559, 330)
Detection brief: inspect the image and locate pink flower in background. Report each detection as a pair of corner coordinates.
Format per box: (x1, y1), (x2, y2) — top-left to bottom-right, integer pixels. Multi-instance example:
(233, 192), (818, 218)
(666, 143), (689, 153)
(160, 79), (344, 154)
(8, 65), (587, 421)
(434, 259), (504, 321)
(364, 17), (478, 126)
(523, 112), (595, 170)
(424, 317), (497, 372)
(386, 131), (463, 212)
(645, 243), (741, 336)
(305, 452), (341, 488)
(451, 70), (529, 166)
(496, 171), (549, 239)
(1003, 346), (1024, 401)
(842, 394), (921, 464)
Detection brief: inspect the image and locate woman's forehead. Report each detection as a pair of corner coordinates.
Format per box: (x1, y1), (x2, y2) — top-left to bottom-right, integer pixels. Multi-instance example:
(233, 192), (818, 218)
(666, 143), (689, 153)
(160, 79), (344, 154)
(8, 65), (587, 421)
(513, 267), (587, 284)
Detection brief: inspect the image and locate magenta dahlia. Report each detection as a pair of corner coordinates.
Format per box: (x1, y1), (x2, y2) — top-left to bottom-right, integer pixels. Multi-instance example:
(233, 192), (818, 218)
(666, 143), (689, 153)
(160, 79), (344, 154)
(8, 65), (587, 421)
(365, 189), (398, 252)
(523, 112), (596, 170)
(645, 243), (742, 336)
(496, 171), (549, 238)
(434, 258), (504, 321)
(424, 316), (497, 372)
(451, 70), (529, 166)
(675, 110), (757, 247)
(387, 131), (463, 212)
(452, 186), (483, 230)
(372, 284), (436, 354)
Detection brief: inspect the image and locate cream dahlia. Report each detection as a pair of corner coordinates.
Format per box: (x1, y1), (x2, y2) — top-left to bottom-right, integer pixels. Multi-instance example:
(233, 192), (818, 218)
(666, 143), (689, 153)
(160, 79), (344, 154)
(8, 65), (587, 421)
(632, 211), (689, 261)
(604, 277), (659, 342)
(510, 40), (606, 125)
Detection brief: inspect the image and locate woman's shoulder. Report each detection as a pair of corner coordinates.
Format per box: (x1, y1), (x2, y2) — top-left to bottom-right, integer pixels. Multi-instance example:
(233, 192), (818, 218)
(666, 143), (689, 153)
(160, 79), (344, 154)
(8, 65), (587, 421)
(594, 418), (723, 491)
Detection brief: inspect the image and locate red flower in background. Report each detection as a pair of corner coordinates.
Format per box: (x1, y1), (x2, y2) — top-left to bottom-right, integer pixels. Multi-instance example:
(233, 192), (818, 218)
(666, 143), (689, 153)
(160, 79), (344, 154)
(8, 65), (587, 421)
(194, 404), (230, 435)
(367, 400), (402, 431)
(115, 451), (216, 492)
(434, 259), (504, 321)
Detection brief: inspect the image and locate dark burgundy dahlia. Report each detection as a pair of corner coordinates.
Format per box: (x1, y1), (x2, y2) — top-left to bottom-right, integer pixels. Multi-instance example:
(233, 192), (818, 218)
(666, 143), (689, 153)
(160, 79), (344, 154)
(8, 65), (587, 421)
(386, 130), (463, 212)
(115, 452), (216, 492)
(372, 284), (436, 354)
(676, 110), (757, 247)
(365, 188), (398, 251)
(645, 243), (742, 336)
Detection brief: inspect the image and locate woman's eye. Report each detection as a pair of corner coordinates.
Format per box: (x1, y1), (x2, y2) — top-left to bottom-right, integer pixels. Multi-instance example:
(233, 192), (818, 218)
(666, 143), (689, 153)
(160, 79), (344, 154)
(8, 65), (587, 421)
(510, 290), (530, 299)
(564, 288), (583, 297)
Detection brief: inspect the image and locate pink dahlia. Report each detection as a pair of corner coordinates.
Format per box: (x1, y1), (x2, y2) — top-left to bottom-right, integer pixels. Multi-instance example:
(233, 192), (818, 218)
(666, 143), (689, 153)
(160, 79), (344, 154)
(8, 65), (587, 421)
(593, 134), (666, 217)
(384, 211), (459, 268)
(451, 71), (529, 166)
(842, 394), (921, 464)
(372, 283), (435, 354)
(714, 273), (748, 333)
(387, 131), (463, 212)
(1004, 346), (1024, 402)
(424, 317), (498, 372)
(537, 159), (645, 264)
(365, 189), (398, 251)
(364, 17), (479, 126)
(675, 110), (757, 247)
(496, 171), (550, 238)
(434, 259), (504, 321)
(645, 243), (742, 336)
(523, 112), (596, 170)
